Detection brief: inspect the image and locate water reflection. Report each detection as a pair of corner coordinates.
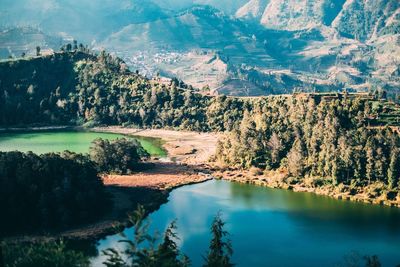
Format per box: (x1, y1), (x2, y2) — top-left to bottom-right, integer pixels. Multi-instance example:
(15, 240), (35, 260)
(91, 180), (400, 267)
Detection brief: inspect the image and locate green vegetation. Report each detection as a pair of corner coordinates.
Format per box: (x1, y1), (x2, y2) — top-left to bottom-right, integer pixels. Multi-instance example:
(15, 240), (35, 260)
(3, 240), (89, 267)
(2, 206), (234, 267)
(2, 206), (392, 267)
(89, 138), (149, 174)
(214, 96), (400, 194)
(100, 206), (233, 267)
(102, 206), (191, 267)
(0, 50), (239, 130)
(0, 137), (149, 236)
(100, 207), (234, 267)
(1, 50), (399, 199)
(203, 214), (234, 267)
(0, 150), (110, 235)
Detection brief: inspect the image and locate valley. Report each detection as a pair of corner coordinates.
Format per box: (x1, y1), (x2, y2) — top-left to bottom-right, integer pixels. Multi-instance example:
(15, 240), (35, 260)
(1, 0), (399, 97)
(1, 1), (400, 266)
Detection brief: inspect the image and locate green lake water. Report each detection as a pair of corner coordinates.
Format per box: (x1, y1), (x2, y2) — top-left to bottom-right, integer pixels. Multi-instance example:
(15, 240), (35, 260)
(0, 130), (166, 156)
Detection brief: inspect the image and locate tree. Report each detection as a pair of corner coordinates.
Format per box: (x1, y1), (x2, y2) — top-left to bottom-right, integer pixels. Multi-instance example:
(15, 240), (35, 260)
(66, 43), (72, 52)
(364, 255), (381, 267)
(0, 151), (109, 234)
(388, 149), (399, 189)
(365, 139), (375, 185)
(89, 138), (149, 174)
(203, 214), (234, 267)
(268, 132), (282, 167)
(286, 138), (305, 177)
(102, 206), (190, 267)
(73, 40), (78, 51)
(156, 221), (190, 267)
(0, 242), (4, 267)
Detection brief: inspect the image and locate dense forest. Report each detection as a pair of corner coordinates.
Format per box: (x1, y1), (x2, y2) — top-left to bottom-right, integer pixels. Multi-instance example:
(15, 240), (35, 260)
(0, 138), (149, 236)
(0, 150), (109, 235)
(214, 97), (400, 192)
(0, 50), (399, 196)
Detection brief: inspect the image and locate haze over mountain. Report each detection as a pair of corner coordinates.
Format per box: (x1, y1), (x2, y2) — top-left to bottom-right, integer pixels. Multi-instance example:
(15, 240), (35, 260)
(1, 0), (399, 96)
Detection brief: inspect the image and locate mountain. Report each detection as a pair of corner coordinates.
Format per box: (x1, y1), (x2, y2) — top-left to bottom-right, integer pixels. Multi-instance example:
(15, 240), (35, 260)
(236, 0), (270, 21)
(0, 0), (168, 41)
(1, 0), (399, 97)
(152, 0), (248, 14)
(0, 27), (64, 59)
(236, 0), (400, 39)
(332, 0), (400, 41)
(259, 0), (327, 30)
(100, 6), (262, 54)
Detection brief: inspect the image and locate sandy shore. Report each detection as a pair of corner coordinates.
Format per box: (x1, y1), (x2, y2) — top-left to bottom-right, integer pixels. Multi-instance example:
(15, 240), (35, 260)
(93, 127), (219, 165)
(5, 127), (218, 242)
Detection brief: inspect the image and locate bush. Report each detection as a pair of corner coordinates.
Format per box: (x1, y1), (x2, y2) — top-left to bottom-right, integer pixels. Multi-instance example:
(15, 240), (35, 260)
(3, 240), (89, 267)
(89, 138), (149, 174)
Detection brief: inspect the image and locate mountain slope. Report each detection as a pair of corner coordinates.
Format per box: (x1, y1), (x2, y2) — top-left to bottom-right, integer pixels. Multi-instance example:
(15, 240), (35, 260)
(332, 0), (400, 40)
(0, 27), (64, 59)
(260, 0), (326, 30)
(101, 6), (264, 55)
(236, 0), (270, 21)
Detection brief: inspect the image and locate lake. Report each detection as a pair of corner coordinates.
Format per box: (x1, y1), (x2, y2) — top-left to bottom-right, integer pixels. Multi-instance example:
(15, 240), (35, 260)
(1, 131), (399, 267)
(0, 130), (166, 156)
(93, 180), (400, 267)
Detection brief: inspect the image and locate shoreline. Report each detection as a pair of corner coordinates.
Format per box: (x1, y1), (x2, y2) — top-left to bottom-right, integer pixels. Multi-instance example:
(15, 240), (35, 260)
(211, 168), (400, 208)
(92, 126), (220, 165)
(5, 168), (213, 244)
(2, 126), (399, 243)
(3, 126), (218, 243)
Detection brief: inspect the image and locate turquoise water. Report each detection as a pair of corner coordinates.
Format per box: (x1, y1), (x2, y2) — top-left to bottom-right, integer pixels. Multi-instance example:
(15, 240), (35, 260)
(93, 180), (400, 267)
(0, 131), (167, 156)
(1, 131), (399, 266)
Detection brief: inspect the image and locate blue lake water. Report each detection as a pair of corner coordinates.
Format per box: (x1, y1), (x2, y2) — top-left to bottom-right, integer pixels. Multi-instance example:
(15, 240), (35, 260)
(93, 179), (400, 267)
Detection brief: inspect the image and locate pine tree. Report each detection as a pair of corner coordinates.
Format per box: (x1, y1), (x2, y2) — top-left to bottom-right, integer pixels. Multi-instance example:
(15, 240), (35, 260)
(203, 214), (234, 267)
(286, 138), (305, 177)
(388, 149), (399, 189)
(364, 255), (381, 267)
(268, 132), (282, 167)
(365, 139), (375, 185)
(156, 221), (189, 267)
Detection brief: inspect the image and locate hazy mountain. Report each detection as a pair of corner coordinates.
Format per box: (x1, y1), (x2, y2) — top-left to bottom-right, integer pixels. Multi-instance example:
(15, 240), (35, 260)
(0, 0), (168, 41)
(236, 0), (270, 21)
(333, 0), (400, 41)
(0, 27), (64, 58)
(236, 0), (400, 39)
(1, 0), (399, 96)
(153, 0), (248, 14)
(101, 6), (262, 54)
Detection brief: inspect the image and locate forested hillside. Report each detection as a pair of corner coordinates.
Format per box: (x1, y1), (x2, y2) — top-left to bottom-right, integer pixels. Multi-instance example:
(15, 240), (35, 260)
(1, 51), (399, 195)
(2, 0), (399, 97)
(214, 96), (400, 192)
(0, 151), (110, 236)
